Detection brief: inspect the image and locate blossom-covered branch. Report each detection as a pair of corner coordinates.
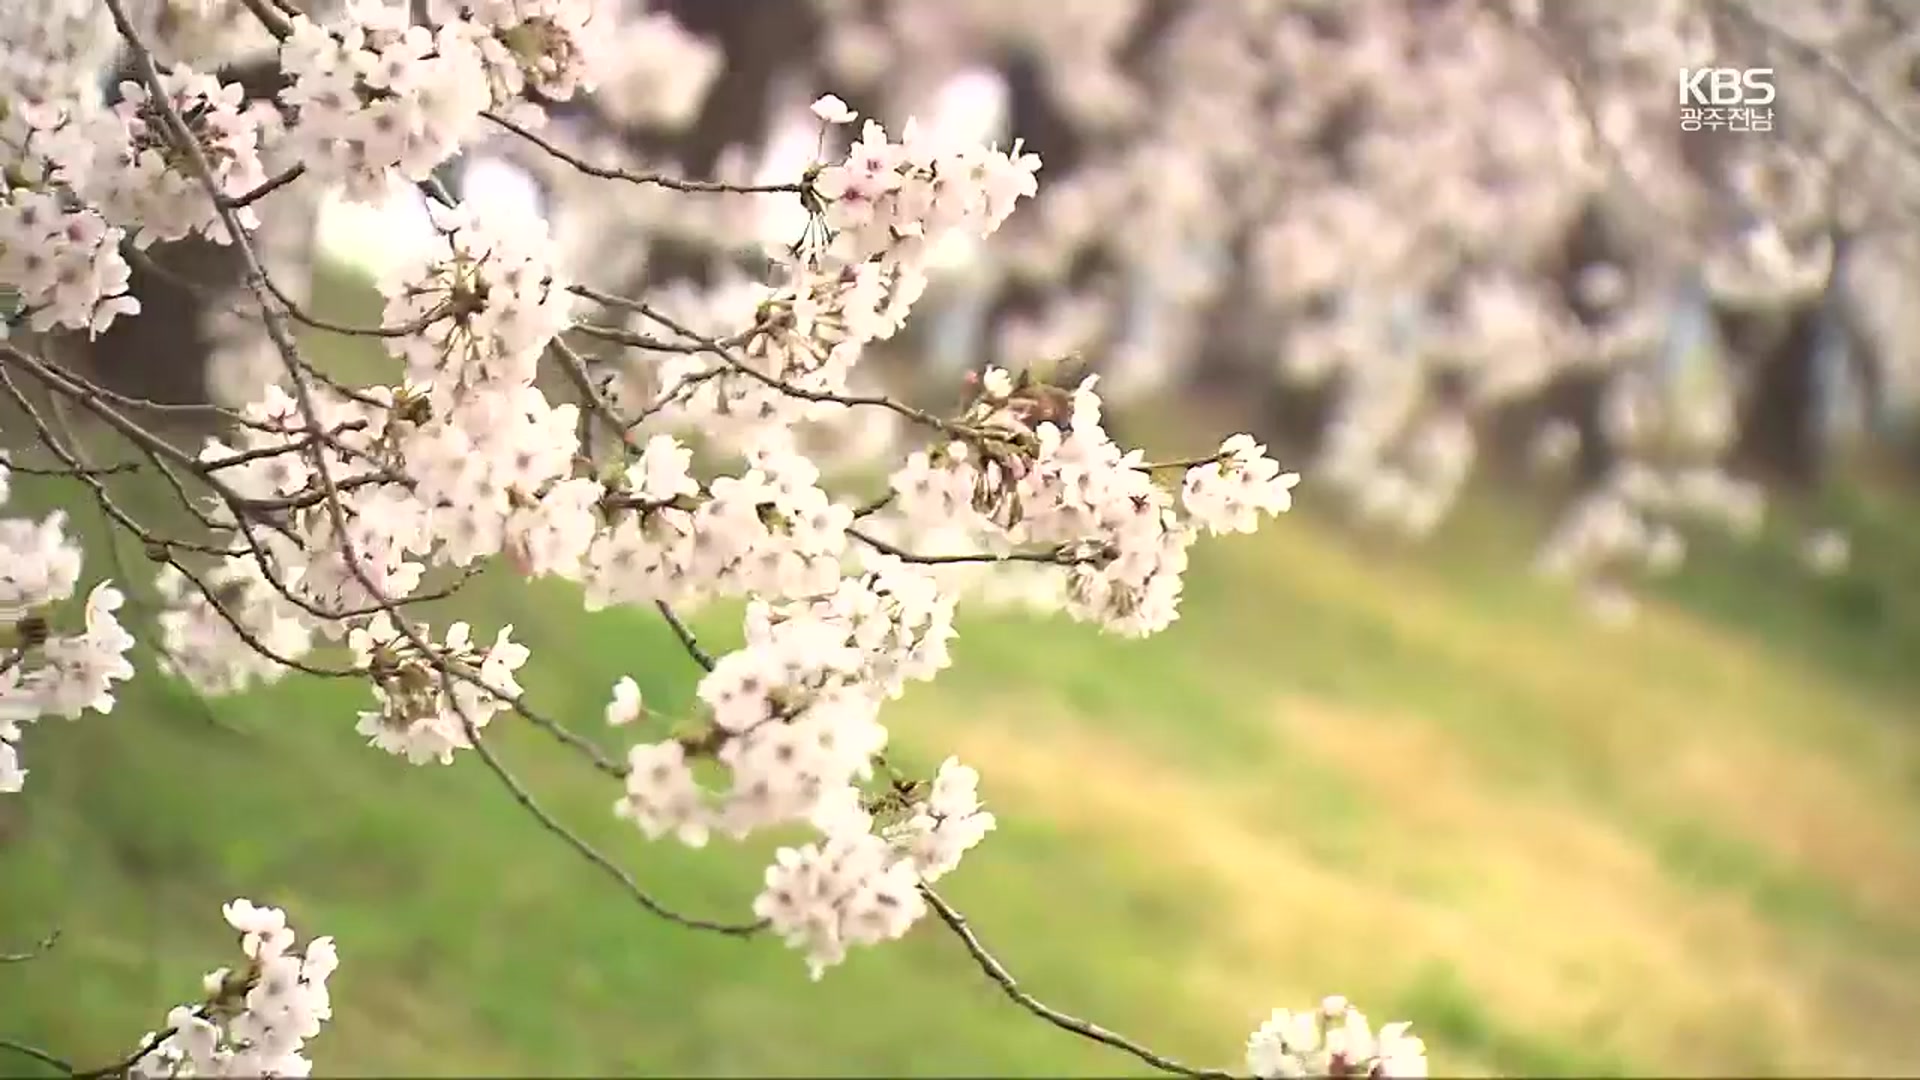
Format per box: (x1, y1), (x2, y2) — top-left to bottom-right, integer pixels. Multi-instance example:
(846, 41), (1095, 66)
(0, 1), (1416, 1077)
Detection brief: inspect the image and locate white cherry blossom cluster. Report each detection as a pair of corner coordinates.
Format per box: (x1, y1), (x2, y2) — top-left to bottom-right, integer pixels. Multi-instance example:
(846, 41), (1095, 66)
(616, 555), (955, 848)
(584, 438), (853, 612)
(1183, 433), (1308, 538)
(369, 203), (592, 576)
(810, 113), (1042, 261)
(131, 899), (337, 1079)
(605, 555), (997, 979)
(162, 204), (572, 646)
(277, 0), (607, 202)
(154, 553), (314, 695)
(881, 755), (996, 882)
(0, 0), (119, 108)
(426, 0), (609, 109)
(276, 6), (494, 202)
(753, 812), (930, 980)
(24, 67), (271, 248)
(1245, 995), (1429, 1079)
(644, 112), (1040, 437)
(380, 196), (572, 402)
(0, 7), (278, 336)
(887, 368), (1298, 636)
(349, 613), (530, 764)
(0, 184), (140, 336)
(749, 756), (996, 980)
(1535, 463), (1766, 590)
(408, 383), (595, 572)
(183, 382), (423, 630)
(645, 265), (894, 436)
(0, 463), (136, 794)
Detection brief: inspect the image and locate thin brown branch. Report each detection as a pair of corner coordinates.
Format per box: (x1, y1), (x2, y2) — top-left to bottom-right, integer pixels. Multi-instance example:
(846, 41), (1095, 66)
(236, 0), (294, 38)
(848, 526), (1106, 567)
(654, 600), (715, 672)
(71, 1023), (180, 1080)
(220, 164), (306, 210)
(457, 715), (766, 937)
(568, 321), (714, 354)
(0, 1036), (72, 1074)
(0, 454), (140, 478)
(920, 887), (1236, 1080)
(485, 111), (805, 194)
(0, 366), (238, 560)
(631, 303), (975, 441)
(546, 336), (632, 438)
(0, 928), (59, 964)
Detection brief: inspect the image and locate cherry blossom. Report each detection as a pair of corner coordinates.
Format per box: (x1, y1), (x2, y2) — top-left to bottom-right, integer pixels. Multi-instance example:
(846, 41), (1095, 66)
(129, 899), (338, 1079)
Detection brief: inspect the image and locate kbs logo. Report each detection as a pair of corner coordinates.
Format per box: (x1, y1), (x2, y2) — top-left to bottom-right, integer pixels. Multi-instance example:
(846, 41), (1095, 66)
(1678, 68), (1775, 133)
(1679, 67), (1775, 106)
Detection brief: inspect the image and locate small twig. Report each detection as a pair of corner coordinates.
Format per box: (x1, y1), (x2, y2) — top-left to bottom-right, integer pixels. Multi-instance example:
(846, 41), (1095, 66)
(546, 336), (633, 438)
(848, 526), (1103, 567)
(921, 887), (1236, 1080)
(485, 112), (805, 194)
(568, 321), (714, 354)
(852, 492), (895, 519)
(1138, 453), (1227, 473)
(235, 0), (294, 38)
(71, 1024), (178, 1080)
(0, 1036), (72, 1074)
(654, 600), (715, 672)
(219, 164), (306, 210)
(0, 928), (59, 964)
(0, 455), (140, 478)
(632, 303), (976, 441)
(457, 717), (763, 937)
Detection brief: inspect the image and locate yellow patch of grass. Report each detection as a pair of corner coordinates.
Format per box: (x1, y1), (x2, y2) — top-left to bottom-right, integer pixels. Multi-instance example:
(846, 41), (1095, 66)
(1662, 728), (1920, 923)
(1269, 696), (1920, 1071)
(1215, 527), (1920, 920)
(935, 694), (1920, 1076)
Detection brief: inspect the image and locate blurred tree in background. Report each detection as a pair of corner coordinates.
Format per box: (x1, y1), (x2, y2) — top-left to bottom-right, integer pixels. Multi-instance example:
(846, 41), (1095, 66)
(45, 0), (1920, 618)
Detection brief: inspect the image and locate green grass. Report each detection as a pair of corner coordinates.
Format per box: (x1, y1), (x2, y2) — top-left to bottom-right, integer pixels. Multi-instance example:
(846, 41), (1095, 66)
(4, 278), (1920, 1075)
(2, 472), (1917, 1076)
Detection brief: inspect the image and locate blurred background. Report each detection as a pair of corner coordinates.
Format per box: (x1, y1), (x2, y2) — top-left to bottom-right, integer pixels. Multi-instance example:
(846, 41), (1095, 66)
(4, 0), (1920, 1075)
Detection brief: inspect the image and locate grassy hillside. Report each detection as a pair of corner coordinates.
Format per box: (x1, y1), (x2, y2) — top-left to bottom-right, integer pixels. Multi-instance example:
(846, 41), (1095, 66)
(3, 264), (1919, 1075)
(3, 460), (1919, 1076)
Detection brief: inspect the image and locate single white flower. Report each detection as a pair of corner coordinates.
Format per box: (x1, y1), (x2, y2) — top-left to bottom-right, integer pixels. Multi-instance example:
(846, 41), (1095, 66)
(606, 675), (644, 726)
(809, 94), (858, 124)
